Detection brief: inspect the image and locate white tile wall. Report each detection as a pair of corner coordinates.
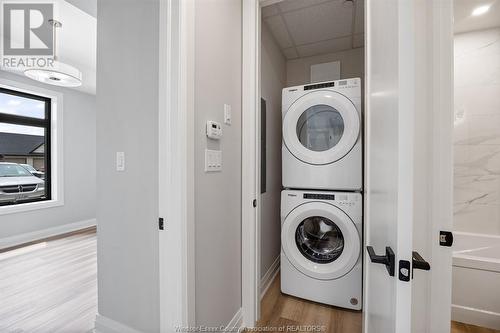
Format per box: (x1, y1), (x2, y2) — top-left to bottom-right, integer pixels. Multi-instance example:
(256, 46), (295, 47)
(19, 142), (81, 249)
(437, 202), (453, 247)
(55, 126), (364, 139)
(454, 28), (500, 235)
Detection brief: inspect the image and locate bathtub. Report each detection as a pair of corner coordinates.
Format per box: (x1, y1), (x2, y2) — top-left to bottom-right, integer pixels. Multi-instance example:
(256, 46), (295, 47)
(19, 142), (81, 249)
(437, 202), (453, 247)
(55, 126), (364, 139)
(452, 232), (500, 330)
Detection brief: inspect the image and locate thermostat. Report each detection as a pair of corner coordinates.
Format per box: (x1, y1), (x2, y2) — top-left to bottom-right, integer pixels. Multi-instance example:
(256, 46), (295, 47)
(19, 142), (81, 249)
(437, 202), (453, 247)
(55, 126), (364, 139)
(206, 121), (222, 140)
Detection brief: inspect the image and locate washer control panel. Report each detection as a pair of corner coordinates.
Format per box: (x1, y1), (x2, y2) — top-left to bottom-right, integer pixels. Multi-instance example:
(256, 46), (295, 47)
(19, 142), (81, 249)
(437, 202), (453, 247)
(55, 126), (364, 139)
(303, 193), (335, 200)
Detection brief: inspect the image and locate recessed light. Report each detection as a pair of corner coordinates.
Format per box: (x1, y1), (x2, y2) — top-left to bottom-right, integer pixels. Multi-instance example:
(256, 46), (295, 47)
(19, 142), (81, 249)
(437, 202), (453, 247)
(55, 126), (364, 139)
(472, 5), (490, 16)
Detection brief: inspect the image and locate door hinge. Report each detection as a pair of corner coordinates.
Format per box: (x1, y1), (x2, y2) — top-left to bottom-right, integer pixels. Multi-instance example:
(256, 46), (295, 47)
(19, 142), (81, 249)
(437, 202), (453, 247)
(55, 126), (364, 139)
(159, 217), (165, 230)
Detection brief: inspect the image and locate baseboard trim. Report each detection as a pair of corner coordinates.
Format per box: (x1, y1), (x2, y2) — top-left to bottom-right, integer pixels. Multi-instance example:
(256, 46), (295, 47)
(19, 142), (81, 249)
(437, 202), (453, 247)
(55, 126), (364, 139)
(0, 218), (96, 250)
(94, 314), (143, 333)
(226, 308), (243, 331)
(452, 304), (500, 330)
(260, 255), (280, 299)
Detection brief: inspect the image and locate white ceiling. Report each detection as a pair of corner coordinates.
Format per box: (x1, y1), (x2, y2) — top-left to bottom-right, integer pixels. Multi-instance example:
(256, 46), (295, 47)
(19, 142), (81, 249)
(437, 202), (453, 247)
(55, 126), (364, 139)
(65, 0), (97, 18)
(454, 0), (500, 34)
(2, 0), (96, 94)
(262, 0), (364, 60)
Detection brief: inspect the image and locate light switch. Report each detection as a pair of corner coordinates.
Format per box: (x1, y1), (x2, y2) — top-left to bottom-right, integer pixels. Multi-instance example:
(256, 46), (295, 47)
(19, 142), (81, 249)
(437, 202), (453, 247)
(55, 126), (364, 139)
(224, 104), (232, 125)
(116, 152), (125, 171)
(205, 149), (222, 172)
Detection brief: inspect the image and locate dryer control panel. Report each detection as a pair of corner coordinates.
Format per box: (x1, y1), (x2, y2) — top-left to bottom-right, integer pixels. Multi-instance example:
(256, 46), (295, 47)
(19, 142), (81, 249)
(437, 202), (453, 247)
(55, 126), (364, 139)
(302, 78), (360, 92)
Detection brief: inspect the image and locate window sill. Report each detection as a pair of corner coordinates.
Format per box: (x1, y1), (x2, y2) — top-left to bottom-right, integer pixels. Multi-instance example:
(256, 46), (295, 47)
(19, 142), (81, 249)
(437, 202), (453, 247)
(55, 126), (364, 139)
(0, 199), (63, 216)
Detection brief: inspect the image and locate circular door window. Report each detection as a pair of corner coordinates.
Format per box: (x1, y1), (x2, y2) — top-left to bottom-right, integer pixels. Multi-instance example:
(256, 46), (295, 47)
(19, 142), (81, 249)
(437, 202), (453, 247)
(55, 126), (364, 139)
(283, 91), (360, 165)
(295, 216), (344, 263)
(281, 202), (360, 280)
(296, 105), (344, 152)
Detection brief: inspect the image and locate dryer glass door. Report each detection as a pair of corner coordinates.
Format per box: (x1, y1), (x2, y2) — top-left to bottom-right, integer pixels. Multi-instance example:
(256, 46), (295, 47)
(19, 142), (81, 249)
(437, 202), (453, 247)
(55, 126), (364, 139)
(283, 90), (360, 165)
(296, 105), (344, 152)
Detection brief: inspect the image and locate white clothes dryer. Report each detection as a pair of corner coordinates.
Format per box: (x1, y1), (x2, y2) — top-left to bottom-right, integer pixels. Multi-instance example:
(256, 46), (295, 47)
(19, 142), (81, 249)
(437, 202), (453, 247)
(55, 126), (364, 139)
(282, 78), (362, 191)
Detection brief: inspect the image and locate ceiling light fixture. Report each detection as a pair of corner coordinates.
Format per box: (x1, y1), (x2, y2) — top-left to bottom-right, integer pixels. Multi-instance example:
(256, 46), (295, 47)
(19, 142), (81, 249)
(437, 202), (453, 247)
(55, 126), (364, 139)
(24, 19), (82, 88)
(472, 4), (491, 16)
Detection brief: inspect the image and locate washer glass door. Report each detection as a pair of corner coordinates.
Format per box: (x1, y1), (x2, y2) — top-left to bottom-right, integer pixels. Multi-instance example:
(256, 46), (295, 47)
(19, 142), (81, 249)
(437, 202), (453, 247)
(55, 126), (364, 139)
(295, 216), (344, 264)
(283, 90), (359, 165)
(281, 201), (360, 280)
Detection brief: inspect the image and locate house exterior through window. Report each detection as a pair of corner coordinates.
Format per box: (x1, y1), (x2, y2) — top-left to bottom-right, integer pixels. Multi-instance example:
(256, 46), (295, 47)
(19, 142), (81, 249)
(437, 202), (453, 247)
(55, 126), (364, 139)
(0, 87), (51, 206)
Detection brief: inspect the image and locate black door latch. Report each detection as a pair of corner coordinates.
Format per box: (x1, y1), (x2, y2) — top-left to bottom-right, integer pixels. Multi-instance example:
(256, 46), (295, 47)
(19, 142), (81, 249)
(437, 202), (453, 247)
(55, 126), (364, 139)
(399, 251), (431, 282)
(367, 246), (395, 276)
(439, 231), (453, 247)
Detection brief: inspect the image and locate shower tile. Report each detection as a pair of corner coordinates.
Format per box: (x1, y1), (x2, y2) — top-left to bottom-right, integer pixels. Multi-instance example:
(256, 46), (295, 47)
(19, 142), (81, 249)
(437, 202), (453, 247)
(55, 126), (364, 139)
(454, 174), (500, 206)
(453, 115), (500, 145)
(454, 203), (500, 236)
(455, 84), (500, 117)
(454, 29), (500, 87)
(454, 145), (500, 177)
(454, 28), (500, 237)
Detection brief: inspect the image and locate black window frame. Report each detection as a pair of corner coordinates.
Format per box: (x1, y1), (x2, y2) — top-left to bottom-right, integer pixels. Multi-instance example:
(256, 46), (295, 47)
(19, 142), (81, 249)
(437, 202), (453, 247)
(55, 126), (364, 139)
(0, 87), (52, 206)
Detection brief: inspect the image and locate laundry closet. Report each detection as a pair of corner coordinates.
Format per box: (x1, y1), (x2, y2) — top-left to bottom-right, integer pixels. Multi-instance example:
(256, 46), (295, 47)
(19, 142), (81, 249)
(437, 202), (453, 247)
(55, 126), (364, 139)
(258, 0), (365, 329)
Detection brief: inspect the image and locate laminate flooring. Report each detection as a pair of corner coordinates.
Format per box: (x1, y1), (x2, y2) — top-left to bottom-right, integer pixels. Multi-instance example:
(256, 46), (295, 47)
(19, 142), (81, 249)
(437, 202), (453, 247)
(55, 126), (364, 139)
(257, 273), (362, 333)
(258, 273), (499, 333)
(451, 321), (500, 333)
(0, 229), (97, 333)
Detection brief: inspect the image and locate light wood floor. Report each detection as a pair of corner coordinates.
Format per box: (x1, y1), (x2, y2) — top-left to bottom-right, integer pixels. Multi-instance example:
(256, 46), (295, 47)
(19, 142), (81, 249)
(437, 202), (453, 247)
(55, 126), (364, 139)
(0, 229), (97, 333)
(257, 273), (362, 333)
(451, 321), (500, 333)
(258, 273), (499, 333)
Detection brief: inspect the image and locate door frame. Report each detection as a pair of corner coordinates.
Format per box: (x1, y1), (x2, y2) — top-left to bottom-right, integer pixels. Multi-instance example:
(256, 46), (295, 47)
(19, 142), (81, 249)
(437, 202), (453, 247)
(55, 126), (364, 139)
(246, 0), (454, 331)
(242, 0), (261, 327)
(419, 1), (454, 331)
(158, 0), (196, 330)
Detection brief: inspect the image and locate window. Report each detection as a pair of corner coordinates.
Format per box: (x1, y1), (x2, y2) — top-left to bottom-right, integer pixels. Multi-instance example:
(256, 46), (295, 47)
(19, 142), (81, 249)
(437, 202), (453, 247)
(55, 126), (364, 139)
(0, 87), (51, 206)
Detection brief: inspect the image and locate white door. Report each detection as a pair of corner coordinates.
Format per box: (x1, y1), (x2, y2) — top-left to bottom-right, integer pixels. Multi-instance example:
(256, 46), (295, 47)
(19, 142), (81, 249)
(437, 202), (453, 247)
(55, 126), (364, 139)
(363, 0), (454, 332)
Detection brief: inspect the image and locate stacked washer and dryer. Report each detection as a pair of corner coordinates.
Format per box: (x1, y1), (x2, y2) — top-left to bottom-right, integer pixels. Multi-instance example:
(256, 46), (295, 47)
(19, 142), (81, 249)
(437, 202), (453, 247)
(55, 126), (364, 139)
(280, 78), (363, 310)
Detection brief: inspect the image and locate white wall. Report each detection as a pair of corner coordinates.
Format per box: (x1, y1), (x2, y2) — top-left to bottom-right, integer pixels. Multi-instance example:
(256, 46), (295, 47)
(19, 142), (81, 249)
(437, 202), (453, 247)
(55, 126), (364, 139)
(454, 28), (500, 236)
(286, 47), (364, 87)
(0, 71), (96, 241)
(260, 23), (285, 280)
(96, 0), (160, 331)
(194, 0), (242, 326)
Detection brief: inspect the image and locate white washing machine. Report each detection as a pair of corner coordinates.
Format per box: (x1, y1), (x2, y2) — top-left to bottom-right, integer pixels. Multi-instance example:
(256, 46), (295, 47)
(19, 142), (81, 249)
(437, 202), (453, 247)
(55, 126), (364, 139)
(282, 78), (362, 191)
(281, 189), (362, 310)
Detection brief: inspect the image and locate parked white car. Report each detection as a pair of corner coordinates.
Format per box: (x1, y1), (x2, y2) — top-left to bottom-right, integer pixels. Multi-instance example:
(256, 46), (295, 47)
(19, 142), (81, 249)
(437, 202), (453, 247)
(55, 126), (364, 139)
(0, 162), (45, 204)
(20, 163), (45, 180)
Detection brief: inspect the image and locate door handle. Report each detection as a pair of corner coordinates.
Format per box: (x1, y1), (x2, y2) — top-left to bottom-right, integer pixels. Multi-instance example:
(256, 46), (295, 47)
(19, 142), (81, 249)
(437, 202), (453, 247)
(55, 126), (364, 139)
(398, 252), (431, 282)
(412, 251), (430, 272)
(366, 246), (395, 276)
